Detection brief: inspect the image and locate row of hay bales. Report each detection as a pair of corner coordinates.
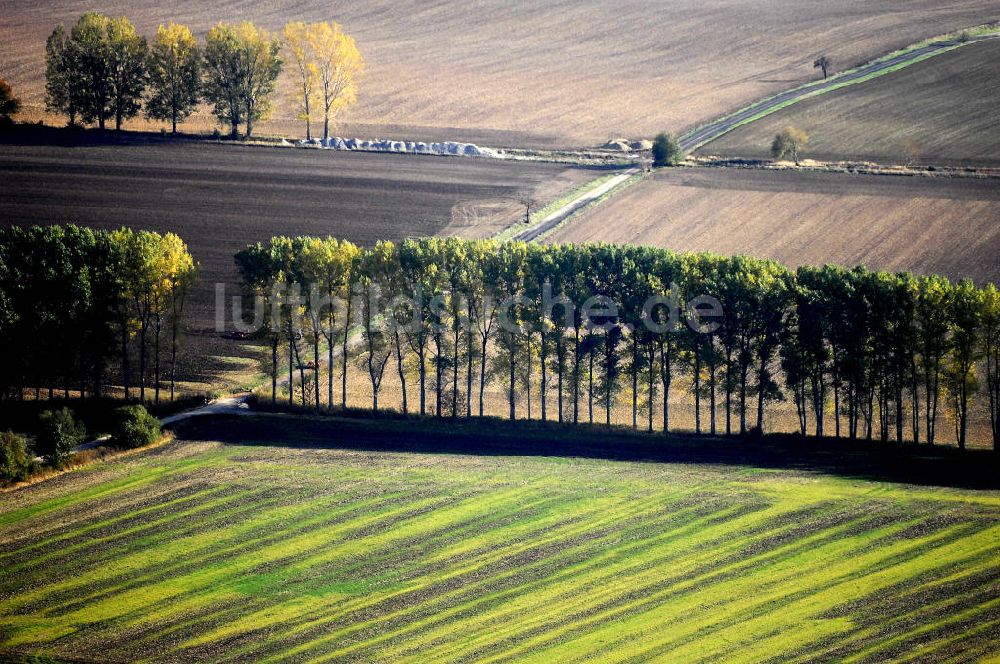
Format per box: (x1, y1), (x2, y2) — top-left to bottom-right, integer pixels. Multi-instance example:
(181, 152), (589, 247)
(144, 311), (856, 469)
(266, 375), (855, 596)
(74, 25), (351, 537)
(602, 138), (654, 152)
(296, 136), (501, 158)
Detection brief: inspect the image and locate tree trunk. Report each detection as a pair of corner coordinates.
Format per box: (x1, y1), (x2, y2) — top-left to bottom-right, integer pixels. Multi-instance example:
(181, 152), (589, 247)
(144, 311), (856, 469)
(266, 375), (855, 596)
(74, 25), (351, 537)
(509, 341), (516, 421)
(631, 335), (638, 431)
(694, 349), (701, 435)
(527, 337), (533, 421)
(313, 334), (321, 410)
(572, 328), (581, 424)
(327, 333), (334, 409)
(557, 338), (565, 423)
(479, 336), (488, 417)
(419, 344), (427, 416)
(341, 300), (352, 409)
(271, 338), (278, 405)
(296, 340), (307, 406)
(154, 314), (161, 405)
(466, 325), (474, 418)
(395, 330), (408, 415)
(121, 320), (129, 401)
(647, 344), (655, 433)
(725, 345), (733, 436)
(138, 320), (147, 403)
(170, 317), (178, 402)
(540, 336), (548, 422)
(661, 339), (672, 434)
(755, 347), (766, 433)
(452, 324), (460, 418)
(832, 353), (841, 438)
(588, 348), (594, 424)
(304, 89), (311, 141)
(434, 334), (443, 418)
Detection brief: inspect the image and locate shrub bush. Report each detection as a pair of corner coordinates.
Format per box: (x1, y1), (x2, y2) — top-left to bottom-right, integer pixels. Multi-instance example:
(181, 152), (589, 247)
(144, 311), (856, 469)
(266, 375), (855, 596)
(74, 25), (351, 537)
(37, 408), (86, 466)
(0, 431), (32, 482)
(110, 405), (161, 449)
(652, 132), (684, 167)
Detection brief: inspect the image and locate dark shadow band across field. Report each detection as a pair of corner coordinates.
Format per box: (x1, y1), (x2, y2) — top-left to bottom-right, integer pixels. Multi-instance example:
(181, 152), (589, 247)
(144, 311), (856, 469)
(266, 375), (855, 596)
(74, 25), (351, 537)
(173, 412), (1000, 490)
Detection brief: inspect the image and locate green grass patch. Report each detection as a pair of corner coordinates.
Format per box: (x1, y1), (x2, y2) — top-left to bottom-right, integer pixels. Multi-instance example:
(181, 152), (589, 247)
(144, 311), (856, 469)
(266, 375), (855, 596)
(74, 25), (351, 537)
(492, 173), (618, 242)
(0, 422), (998, 662)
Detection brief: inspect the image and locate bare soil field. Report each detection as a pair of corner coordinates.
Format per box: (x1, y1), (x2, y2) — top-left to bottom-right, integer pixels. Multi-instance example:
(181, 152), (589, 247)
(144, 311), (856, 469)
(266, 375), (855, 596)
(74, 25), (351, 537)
(550, 168), (1000, 286)
(2, 1), (997, 146)
(0, 138), (590, 322)
(707, 38), (1000, 166)
(0, 138), (592, 391)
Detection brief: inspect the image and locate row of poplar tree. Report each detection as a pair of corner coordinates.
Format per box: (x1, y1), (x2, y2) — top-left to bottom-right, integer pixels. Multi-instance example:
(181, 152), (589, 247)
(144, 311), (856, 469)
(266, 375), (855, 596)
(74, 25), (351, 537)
(236, 236), (1000, 450)
(0, 226), (196, 403)
(44, 13), (362, 137)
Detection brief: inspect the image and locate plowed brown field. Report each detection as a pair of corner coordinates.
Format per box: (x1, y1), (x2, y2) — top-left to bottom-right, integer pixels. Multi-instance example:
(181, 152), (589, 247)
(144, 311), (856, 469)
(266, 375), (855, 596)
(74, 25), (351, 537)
(2, 0), (996, 146)
(550, 168), (1000, 285)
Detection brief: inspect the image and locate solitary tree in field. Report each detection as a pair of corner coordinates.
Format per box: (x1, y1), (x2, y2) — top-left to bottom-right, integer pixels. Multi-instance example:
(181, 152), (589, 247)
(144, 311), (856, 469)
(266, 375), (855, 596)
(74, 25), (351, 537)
(0, 77), (21, 121)
(307, 21), (363, 141)
(771, 127), (809, 164)
(203, 21), (282, 138)
(146, 22), (202, 134)
(651, 132), (684, 167)
(813, 55), (831, 79)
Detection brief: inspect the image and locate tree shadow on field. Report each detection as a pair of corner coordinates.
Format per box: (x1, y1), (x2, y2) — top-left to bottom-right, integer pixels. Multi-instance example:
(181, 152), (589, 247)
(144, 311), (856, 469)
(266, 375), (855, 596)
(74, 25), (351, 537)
(0, 122), (218, 148)
(173, 413), (1000, 490)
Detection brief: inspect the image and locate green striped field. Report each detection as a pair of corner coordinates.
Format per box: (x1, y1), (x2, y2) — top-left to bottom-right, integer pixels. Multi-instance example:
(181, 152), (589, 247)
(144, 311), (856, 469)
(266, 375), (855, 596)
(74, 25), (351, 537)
(1, 417), (999, 662)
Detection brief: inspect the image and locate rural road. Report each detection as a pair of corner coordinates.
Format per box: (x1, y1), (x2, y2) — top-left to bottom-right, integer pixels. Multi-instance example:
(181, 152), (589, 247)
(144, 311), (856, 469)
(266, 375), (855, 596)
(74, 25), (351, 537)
(69, 395), (253, 455)
(159, 395), (252, 426)
(514, 168), (640, 241)
(678, 32), (1000, 152)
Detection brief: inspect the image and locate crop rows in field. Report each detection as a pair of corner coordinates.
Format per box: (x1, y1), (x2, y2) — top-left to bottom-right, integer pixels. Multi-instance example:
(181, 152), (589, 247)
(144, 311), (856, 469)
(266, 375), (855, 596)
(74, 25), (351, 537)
(1, 420), (998, 662)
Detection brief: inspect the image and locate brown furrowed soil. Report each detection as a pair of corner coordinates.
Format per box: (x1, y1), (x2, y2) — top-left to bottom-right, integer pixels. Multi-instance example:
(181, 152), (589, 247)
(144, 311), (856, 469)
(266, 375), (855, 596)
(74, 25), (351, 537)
(550, 167), (1000, 286)
(0, 139), (591, 324)
(706, 38), (1000, 166)
(2, 1), (997, 146)
(0, 139), (592, 392)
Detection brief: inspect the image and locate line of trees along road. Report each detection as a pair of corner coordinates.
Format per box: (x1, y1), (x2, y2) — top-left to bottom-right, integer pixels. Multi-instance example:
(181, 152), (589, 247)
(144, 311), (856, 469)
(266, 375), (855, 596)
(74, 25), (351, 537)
(43, 13), (362, 138)
(236, 237), (1000, 451)
(0, 226), (196, 403)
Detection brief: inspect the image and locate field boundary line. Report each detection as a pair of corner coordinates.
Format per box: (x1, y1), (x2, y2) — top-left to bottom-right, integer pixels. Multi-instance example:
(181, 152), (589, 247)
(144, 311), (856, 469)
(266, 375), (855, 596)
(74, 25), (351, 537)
(512, 168), (642, 242)
(679, 28), (1000, 152)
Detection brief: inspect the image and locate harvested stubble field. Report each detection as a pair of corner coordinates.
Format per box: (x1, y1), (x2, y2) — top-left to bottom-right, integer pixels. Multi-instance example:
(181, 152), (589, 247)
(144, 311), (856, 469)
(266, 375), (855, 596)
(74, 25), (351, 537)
(0, 138), (591, 391)
(550, 167), (1000, 286)
(706, 38), (1000, 166)
(3, 1), (998, 146)
(1, 415), (998, 662)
